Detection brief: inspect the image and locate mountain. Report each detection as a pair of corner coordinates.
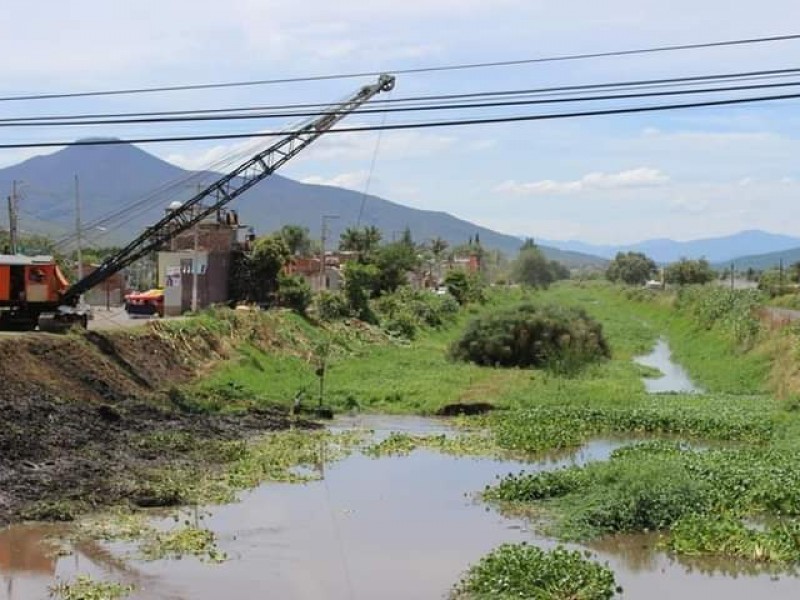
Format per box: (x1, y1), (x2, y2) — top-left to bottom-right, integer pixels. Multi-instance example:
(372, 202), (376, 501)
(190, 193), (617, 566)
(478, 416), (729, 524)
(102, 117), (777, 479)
(717, 247), (800, 271)
(539, 230), (800, 265)
(0, 142), (606, 268)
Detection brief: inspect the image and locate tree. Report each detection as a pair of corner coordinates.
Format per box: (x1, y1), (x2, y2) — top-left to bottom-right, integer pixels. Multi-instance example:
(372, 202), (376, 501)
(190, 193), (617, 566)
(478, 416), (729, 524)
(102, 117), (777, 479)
(279, 224), (312, 256)
(400, 226), (414, 247)
(444, 270), (485, 305)
(372, 241), (419, 295)
(606, 252), (656, 286)
(664, 258), (716, 286)
(430, 237), (449, 260)
(343, 262), (378, 322)
(339, 227), (362, 252)
(339, 225), (382, 259)
(277, 273), (312, 314)
(511, 240), (570, 288)
(232, 235), (290, 303)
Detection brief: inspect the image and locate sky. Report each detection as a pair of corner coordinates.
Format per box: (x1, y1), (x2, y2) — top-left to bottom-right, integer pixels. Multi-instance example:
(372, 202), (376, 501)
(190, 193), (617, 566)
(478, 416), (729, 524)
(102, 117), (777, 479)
(2, 1), (800, 244)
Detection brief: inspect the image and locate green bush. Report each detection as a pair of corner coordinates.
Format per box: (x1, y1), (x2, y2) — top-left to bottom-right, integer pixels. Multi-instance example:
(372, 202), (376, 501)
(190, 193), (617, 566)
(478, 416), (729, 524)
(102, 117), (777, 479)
(452, 544), (619, 600)
(317, 291), (350, 321)
(277, 274), (312, 314)
(445, 270), (486, 305)
(384, 311), (418, 339)
(450, 303), (610, 371)
(372, 286), (460, 330)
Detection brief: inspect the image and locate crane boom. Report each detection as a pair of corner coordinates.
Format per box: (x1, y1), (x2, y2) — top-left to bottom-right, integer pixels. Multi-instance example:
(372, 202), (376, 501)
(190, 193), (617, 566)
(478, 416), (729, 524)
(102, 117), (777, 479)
(61, 74), (396, 305)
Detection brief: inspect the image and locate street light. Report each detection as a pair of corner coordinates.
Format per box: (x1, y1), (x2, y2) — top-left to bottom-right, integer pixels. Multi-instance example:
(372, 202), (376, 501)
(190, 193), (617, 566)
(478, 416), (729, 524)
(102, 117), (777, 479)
(320, 215), (339, 291)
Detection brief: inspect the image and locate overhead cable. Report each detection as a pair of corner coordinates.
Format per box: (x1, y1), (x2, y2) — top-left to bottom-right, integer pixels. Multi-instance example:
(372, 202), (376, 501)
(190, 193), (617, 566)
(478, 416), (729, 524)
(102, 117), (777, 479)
(1, 33), (799, 103)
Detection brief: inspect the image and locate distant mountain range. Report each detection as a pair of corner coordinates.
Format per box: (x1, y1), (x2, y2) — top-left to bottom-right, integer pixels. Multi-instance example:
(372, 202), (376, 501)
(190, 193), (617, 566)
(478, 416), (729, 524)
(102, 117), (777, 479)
(539, 230), (800, 265)
(0, 141), (605, 268)
(713, 247), (800, 271)
(4, 142), (800, 272)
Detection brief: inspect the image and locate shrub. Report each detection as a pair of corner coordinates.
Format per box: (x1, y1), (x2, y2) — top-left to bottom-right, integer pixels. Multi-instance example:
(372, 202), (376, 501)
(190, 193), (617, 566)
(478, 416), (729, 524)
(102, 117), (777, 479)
(277, 274), (312, 314)
(372, 286), (460, 331)
(317, 291), (350, 321)
(450, 303), (610, 372)
(445, 270), (485, 305)
(384, 311), (418, 339)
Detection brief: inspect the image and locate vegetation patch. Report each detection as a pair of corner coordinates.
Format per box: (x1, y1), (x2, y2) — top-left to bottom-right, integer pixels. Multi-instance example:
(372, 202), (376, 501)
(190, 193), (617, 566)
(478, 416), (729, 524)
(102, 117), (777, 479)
(451, 543), (620, 600)
(666, 514), (800, 563)
(486, 442), (800, 549)
(50, 576), (133, 600)
(489, 403), (772, 455)
(362, 431), (501, 458)
(450, 303), (610, 372)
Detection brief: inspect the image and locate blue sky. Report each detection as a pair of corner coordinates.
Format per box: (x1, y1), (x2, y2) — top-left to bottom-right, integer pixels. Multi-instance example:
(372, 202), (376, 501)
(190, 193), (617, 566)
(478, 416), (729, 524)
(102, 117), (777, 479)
(2, 0), (800, 243)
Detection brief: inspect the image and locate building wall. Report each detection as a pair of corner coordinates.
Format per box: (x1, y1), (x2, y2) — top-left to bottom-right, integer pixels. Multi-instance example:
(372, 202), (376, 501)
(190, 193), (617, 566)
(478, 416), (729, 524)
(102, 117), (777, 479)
(158, 250), (231, 316)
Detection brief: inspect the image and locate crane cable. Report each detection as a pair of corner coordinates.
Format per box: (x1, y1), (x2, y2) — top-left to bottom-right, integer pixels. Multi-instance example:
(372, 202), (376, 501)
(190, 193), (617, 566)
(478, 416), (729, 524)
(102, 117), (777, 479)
(356, 89), (392, 229)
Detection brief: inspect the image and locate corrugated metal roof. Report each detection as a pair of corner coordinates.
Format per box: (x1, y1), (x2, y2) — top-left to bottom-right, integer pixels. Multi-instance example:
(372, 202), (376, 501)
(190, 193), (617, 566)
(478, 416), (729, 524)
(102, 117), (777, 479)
(0, 255), (55, 265)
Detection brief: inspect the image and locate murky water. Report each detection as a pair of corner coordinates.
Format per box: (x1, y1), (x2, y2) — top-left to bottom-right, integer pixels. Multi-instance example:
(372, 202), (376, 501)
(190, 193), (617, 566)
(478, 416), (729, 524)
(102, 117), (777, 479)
(2, 416), (798, 599)
(634, 338), (701, 394)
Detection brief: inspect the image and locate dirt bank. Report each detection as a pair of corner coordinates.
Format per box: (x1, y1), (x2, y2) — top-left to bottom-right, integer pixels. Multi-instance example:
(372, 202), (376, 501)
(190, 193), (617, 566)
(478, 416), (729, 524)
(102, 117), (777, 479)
(0, 316), (316, 525)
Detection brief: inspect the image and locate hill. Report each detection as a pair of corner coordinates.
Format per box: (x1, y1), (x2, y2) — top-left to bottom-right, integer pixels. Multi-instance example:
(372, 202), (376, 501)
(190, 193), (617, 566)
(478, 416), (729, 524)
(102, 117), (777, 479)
(717, 246), (800, 271)
(0, 142), (606, 268)
(539, 230), (800, 264)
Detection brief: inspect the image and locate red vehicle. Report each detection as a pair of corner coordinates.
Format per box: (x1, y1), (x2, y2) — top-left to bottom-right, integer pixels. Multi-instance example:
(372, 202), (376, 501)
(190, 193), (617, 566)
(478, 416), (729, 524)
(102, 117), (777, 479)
(0, 255), (76, 328)
(124, 289), (164, 317)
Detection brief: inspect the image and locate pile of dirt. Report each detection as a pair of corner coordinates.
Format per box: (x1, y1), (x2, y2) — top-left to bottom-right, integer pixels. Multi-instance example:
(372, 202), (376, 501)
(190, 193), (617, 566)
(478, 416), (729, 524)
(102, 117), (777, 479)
(0, 323), (314, 526)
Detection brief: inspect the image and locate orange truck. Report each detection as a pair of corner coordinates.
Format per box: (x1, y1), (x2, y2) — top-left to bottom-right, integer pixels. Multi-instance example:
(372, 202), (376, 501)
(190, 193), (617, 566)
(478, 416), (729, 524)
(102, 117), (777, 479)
(0, 255), (74, 329)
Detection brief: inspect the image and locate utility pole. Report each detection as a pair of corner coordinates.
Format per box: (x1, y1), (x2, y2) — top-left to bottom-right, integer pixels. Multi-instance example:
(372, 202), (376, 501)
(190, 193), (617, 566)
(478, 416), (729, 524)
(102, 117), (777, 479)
(780, 258), (785, 292)
(191, 184), (203, 312)
(7, 180), (19, 254)
(75, 175), (83, 281)
(730, 261), (735, 291)
(320, 215), (338, 292)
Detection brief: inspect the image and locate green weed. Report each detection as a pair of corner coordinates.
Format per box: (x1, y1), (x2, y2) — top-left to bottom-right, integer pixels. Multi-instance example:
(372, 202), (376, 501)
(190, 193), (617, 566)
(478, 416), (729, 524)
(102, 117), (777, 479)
(50, 576), (133, 600)
(451, 544), (620, 600)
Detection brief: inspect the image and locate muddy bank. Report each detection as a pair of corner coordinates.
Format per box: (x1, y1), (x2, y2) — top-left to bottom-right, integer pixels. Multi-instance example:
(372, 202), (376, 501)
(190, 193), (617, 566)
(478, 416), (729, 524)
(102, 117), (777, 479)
(0, 317), (317, 526)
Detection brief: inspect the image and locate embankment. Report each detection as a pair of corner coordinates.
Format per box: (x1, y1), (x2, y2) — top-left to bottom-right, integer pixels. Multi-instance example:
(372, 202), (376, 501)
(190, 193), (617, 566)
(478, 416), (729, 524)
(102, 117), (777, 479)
(0, 312), (317, 525)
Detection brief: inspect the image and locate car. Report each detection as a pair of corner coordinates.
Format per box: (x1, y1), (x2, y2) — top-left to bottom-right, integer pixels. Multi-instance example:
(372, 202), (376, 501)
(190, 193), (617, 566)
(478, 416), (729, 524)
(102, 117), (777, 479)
(124, 288), (165, 317)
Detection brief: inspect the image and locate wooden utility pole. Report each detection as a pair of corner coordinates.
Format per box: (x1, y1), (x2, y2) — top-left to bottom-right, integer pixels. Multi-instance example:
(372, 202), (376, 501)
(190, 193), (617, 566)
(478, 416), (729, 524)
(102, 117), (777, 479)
(7, 180), (19, 254)
(320, 214), (338, 292)
(75, 175), (83, 280)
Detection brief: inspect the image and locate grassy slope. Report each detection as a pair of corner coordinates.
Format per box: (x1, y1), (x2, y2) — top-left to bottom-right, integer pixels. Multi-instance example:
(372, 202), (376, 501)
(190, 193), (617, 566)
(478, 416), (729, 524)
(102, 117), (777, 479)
(190, 282), (771, 415)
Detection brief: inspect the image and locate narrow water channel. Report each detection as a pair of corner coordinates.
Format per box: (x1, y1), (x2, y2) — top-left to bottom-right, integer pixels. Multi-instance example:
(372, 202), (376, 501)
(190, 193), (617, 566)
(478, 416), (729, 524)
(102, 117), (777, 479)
(634, 337), (701, 394)
(1, 416), (797, 599)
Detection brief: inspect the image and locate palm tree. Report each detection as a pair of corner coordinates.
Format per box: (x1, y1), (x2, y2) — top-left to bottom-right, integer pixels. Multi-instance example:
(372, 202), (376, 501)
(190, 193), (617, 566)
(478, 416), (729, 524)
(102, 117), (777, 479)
(339, 227), (364, 252)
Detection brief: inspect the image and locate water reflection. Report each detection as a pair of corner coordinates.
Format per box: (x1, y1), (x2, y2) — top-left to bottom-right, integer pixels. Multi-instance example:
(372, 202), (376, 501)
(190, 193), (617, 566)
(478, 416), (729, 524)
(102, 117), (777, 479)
(1, 417), (799, 599)
(634, 338), (701, 394)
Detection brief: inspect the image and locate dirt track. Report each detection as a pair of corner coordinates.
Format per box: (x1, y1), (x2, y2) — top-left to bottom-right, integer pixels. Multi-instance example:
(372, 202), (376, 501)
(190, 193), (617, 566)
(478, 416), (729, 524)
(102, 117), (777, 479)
(0, 322), (310, 525)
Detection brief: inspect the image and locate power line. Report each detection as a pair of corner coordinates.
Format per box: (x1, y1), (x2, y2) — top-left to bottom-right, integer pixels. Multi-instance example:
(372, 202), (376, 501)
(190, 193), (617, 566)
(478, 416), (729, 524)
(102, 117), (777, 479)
(1, 33), (800, 103)
(2, 90), (800, 150)
(3, 78), (800, 128)
(1, 66), (799, 127)
(3, 66), (799, 124)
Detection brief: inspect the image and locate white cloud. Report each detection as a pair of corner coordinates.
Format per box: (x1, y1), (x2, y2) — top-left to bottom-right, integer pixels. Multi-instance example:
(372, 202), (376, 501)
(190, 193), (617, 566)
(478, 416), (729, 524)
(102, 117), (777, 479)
(738, 177), (755, 187)
(495, 168), (670, 195)
(301, 170), (372, 190)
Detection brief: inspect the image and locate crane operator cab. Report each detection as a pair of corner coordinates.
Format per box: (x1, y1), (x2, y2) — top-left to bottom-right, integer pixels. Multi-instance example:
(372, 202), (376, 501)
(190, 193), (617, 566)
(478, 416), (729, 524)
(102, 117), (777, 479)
(0, 255), (73, 330)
